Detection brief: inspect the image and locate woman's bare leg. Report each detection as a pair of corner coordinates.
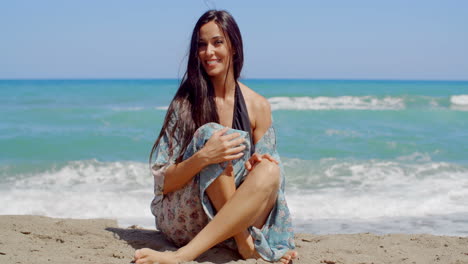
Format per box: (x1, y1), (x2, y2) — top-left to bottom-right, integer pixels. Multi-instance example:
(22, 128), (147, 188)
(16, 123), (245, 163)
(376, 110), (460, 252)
(135, 160), (297, 264)
(205, 163), (257, 259)
(205, 163), (236, 213)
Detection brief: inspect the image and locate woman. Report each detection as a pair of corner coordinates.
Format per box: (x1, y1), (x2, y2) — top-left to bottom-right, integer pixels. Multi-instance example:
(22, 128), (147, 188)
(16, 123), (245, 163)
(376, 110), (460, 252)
(134, 10), (297, 264)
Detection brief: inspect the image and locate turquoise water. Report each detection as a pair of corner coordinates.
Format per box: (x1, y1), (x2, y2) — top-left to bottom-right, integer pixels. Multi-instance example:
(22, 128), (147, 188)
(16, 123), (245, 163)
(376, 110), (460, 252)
(1, 79), (468, 235)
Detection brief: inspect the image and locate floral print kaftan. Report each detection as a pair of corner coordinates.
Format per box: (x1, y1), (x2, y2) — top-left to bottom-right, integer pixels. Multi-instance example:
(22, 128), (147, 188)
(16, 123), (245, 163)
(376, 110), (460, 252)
(150, 118), (295, 261)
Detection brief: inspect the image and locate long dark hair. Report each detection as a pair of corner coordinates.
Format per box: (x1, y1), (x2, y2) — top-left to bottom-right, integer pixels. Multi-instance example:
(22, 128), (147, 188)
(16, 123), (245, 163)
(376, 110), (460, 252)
(150, 10), (244, 164)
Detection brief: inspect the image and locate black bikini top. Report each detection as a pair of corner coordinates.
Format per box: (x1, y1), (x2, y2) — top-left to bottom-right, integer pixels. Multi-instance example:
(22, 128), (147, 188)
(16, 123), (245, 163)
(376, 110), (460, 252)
(232, 82), (255, 155)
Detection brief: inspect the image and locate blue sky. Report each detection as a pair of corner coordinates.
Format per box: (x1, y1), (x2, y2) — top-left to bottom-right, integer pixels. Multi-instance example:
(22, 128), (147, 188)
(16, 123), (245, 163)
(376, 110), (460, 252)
(1, 0), (467, 80)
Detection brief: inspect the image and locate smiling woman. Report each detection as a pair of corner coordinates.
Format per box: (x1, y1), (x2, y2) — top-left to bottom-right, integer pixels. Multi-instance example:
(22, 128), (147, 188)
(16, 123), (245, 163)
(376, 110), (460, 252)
(133, 10), (297, 264)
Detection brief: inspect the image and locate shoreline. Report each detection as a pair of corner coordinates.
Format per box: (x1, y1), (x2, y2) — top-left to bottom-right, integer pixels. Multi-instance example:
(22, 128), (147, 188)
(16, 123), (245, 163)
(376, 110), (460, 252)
(1, 215), (468, 264)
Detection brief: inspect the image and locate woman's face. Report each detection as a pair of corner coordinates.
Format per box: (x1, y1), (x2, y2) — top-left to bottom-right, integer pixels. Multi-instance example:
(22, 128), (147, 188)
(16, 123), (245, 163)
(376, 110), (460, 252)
(198, 21), (233, 79)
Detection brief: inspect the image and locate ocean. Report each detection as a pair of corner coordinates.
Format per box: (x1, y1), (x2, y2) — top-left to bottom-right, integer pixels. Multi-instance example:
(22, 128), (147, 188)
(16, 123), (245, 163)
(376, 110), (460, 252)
(1, 79), (467, 236)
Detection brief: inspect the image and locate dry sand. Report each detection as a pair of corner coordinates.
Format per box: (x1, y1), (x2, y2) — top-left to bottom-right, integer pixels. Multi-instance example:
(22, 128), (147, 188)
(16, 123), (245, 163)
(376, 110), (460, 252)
(1, 215), (467, 264)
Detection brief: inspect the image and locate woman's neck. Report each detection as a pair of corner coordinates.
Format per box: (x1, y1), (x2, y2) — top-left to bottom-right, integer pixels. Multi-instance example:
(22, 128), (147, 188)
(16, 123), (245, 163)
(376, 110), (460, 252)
(211, 74), (236, 100)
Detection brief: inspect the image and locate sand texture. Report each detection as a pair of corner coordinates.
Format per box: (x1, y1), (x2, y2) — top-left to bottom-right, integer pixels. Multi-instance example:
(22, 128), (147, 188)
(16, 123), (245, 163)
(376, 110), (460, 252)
(1, 215), (468, 264)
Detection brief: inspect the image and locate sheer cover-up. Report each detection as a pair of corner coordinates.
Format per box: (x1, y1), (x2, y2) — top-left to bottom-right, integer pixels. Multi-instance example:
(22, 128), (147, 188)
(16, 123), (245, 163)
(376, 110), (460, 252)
(150, 118), (295, 261)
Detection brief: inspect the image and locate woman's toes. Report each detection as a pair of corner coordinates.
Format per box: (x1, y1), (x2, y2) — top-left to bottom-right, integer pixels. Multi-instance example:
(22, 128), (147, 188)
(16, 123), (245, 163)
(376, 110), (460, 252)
(134, 249), (141, 259)
(135, 257), (147, 264)
(280, 255), (291, 264)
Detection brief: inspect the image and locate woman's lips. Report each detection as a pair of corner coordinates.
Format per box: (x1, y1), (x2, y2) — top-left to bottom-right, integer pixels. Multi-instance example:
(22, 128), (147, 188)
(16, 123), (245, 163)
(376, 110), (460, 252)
(206, 59), (220, 66)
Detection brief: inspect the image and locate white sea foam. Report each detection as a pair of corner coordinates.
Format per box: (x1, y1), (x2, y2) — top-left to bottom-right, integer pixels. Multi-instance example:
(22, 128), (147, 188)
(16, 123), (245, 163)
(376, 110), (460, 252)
(284, 156), (468, 226)
(0, 160), (155, 228)
(451, 95), (468, 105)
(1, 157), (468, 234)
(396, 152), (432, 162)
(450, 95), (468, 111)
(268, 96), (405, 111)
(325, 129), (360, 137)
(111, 95), (462, 112)
(111, 106), (145, 111)
(110, 106), (169, 111)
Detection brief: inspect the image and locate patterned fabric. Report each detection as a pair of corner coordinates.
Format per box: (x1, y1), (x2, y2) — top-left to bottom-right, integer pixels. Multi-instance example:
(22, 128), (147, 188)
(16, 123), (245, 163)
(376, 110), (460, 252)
(150, 119), (295, 261)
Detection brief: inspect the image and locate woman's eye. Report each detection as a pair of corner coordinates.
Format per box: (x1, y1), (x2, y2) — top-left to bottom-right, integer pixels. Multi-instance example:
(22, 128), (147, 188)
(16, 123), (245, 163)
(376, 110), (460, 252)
(215, 40), (223, 45)
(198, 42), (207, 47)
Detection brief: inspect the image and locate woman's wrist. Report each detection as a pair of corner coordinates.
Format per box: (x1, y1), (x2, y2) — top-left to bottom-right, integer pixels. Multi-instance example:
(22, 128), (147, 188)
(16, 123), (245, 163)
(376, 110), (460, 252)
(194, 148), (210, 168)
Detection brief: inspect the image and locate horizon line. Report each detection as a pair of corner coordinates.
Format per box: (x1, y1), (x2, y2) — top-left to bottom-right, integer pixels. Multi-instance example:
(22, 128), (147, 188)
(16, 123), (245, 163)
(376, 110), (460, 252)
(1, 77), (468, 82)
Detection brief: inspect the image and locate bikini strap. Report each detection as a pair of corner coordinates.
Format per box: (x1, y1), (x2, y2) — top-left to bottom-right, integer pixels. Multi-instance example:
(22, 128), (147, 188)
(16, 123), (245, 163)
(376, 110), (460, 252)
(232, 82), (255, 155)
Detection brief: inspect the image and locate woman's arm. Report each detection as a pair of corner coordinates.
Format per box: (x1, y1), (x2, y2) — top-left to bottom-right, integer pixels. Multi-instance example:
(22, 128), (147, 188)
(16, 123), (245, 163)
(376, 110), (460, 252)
(243, 91), (277, 170)
(252, 95), (272, 144)
(162, 151), (206, 194)
(163, 127), (246, 194)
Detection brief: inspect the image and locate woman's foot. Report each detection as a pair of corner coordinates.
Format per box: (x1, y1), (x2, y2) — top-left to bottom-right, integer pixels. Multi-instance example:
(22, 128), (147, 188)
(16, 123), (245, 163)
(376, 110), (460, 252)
(134, 248), (188, 264)
(234, 230), (260, 259)
(279, 250), (298, 264)
(234, 231), (297, 264)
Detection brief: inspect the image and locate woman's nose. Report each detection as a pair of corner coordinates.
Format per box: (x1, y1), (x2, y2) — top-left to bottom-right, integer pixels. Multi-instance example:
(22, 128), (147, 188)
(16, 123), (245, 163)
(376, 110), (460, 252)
(206, 44), (215, 55)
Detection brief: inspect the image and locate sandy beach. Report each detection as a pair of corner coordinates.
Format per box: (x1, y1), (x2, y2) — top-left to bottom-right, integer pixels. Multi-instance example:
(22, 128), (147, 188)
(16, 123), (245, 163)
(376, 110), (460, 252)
(0, 215), (467, 264)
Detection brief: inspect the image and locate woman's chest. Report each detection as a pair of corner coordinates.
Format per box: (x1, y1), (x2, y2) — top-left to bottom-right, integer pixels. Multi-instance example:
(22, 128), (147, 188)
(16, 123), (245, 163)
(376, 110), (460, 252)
(216, 100), (235, 127)
(216, 99), (256, 132)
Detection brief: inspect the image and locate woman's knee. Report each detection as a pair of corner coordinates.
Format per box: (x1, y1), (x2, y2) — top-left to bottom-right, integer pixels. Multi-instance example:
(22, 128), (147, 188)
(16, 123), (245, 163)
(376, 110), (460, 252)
(250, 159), (280, 192)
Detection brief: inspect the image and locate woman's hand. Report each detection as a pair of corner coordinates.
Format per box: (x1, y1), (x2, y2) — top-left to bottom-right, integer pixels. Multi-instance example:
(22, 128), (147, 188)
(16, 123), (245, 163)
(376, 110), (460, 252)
(199, 127), (246, 165)
(245, 153), (278, 171)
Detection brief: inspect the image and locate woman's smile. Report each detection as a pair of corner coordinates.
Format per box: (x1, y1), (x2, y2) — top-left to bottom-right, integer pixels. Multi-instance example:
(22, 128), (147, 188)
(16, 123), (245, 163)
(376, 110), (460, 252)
(206, 59), (221, 66)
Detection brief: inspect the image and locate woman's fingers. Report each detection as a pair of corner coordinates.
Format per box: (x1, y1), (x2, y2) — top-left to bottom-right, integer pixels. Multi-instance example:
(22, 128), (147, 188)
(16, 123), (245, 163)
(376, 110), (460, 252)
(220, 132), (245, 153)
(244, 154), (261, 171)
(228, 136), (246, 148)
(252, 153), (263, 162)
(244, 153), (279, 171)
(221, 132), (241, 141)
(207, 127), (229, 145)
(226, 151), (244, 161)
(262, 154), (279, 164)
(135, 258), (148, 264)
(245, 161), (252, 170)
(216, 127), (230, 136)
(227, 145), (246, 154)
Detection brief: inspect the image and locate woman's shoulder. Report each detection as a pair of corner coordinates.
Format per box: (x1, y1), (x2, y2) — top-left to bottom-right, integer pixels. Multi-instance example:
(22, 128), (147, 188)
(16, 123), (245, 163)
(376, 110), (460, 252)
(238, 81), (272, 135)
(238, 82), (271, 114)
